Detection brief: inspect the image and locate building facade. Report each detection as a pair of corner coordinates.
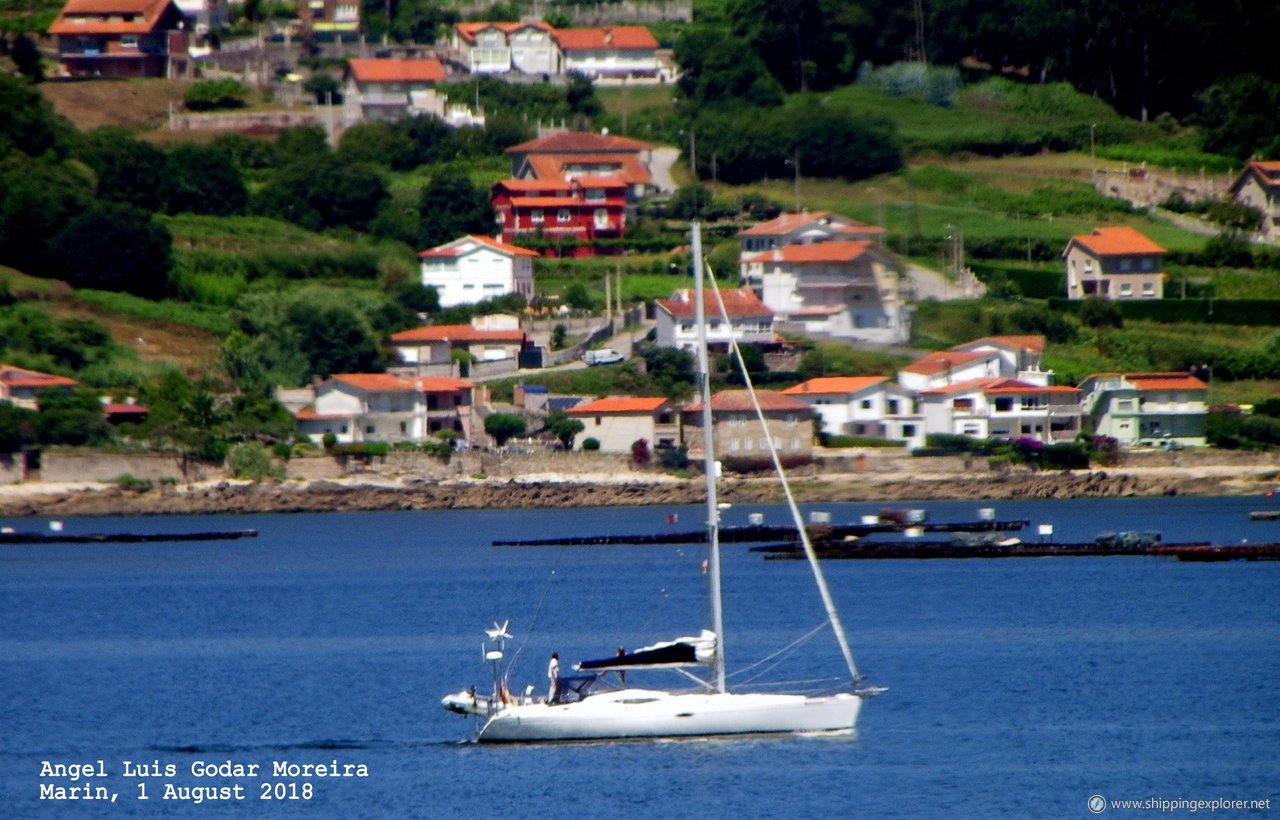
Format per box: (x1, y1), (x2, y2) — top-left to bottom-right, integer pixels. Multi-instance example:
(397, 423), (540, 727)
(1078, 372), (1208, 446)
(565, 396), (678, 452)
(491, 177), (628, 252)
(653, 288), (774, 352)
(341, 58), (454, 124)
(737, 211), (886, 260)
(1063, 227), (1166, 300)
(1229, 160), (1280, 240)
(781, 376), (924, 448)
(49, 0), (189, 78)
(681, 390), (814, 465)
(297, 373), (475, 444)
(741, 240), (909, 344)
(416, 235), (537, 308)
(918, 378), (1083, 443)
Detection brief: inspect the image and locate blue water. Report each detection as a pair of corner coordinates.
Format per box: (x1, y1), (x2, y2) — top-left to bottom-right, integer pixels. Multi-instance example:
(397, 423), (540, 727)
(2, 496), (1277, 818)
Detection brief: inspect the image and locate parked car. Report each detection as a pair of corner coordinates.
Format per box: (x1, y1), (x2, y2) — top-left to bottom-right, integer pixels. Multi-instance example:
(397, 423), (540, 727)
(582, 348), (624, 366)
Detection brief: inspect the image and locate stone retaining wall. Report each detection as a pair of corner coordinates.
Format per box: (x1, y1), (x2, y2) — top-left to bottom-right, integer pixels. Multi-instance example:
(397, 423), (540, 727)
(39, 453), (214, 483)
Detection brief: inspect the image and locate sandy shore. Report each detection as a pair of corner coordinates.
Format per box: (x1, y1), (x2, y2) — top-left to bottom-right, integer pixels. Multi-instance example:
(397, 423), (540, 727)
(0, 463), (1277, 518)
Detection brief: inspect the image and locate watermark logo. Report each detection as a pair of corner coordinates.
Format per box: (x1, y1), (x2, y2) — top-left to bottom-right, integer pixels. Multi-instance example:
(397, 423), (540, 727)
(1088, 795), (1107, 813)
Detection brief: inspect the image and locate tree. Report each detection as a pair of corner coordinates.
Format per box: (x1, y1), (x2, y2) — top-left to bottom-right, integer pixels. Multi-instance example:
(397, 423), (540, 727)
(0, 74), (73, 158)
(227, 441), (286, 481)
(728, 0), (863, 92)
(165, 143), (248, 216)
(544, 409), (584, 449)
(1079, 296), (1124, 329)
(35, 387), (113, 446)
(417, 166), (496, 248)
(485, 412), (527, 447)
(0, 401), (37, 453)
(303, 74), (341, 105)
(631, 438), (651, 465)
(562, 281), (594, 311)
(49, 204), (173, 299)
(0, 155), (95, 274)
(183, 79), (249, 111)
(667, 185), (716, 220)
(77, 128), (170, 212)
(674, 30), (784, 107)
(276, 125), (330, 158)
(338, 121), (417, 170)
(253, 156), (389, 232)
(11, 34), (43, 83)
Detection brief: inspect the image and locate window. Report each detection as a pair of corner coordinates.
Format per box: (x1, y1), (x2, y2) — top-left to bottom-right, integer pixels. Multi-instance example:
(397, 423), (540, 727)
(1119, 282), (1132, 296)
(729, 438), (740, 451)
(120, 34), (139, 48)
(901, 424), (916, 437)
(1141, 257), (1155, 271)
(729, 414), (747, 427)
(759, 438), (770, 451)
(530, 209), (544, 224)
(860, 400), (872, 410)
(400, 421), (407, 434)
(1120, 258), (1132, 272)
(953, 398), (974, 410)
(594, 208), (609, 229)
(366, 425), (376, 434)
(586, 188), (605, 203)
(887, 399), (899, 414)
(557, 208), (571, 223)
(1142, 282), (1155, 296)
(785, 414), (799, 426)
(993, 397), (1013, 412)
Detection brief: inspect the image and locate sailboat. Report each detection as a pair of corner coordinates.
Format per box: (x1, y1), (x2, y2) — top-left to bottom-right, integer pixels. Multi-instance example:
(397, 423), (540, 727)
(441, 223), (874, 742)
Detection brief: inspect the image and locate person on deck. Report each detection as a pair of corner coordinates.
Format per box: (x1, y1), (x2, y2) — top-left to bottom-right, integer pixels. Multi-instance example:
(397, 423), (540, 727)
(547, 652), (560, 704)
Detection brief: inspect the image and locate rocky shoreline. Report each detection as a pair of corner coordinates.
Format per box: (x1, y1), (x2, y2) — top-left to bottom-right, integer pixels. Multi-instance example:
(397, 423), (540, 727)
(0, 466), (1275, 518)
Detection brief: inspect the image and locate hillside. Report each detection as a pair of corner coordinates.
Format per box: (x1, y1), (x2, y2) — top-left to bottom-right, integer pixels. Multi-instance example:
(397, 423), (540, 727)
(40, 78), (190, 133)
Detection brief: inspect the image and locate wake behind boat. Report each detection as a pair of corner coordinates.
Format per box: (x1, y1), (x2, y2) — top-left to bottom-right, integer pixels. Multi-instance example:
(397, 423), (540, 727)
(441, 223), (877, 742)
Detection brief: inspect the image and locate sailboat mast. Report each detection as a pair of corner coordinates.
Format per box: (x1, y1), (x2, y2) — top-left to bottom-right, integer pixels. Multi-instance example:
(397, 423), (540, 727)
(692, 223), (727, 694)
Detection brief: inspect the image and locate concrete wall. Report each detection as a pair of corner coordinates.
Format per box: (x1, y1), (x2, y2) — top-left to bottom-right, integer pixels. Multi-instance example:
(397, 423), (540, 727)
(39, 453), (215, 483)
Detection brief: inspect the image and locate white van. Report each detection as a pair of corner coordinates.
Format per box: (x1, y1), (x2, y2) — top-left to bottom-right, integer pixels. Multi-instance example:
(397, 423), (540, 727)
(582, 348), (624, 366)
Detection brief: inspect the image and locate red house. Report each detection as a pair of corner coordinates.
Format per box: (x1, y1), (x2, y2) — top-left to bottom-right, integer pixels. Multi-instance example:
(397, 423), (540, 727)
(491, 177), (628, 256)
(49, 0), (190, 78)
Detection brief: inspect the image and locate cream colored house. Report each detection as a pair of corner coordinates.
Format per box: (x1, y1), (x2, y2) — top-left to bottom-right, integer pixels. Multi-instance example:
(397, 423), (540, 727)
(1078, 372), (1208, 446)
(653, 288), (774, 353)
(0, 365), (78, 409)
(565, 396), (678, 452)
(1063, 227), (1165, 300)
(918, 378), (1082, 443)
(737, 211), (886, 261)
(297, 373), (474, 444)
(1229, 160), (1280, 239)
(741, 241), (909, 344)
(389, 319), (528, 376)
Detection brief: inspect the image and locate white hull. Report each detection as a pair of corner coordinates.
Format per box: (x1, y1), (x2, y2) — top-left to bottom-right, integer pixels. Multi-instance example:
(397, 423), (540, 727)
(476, 688), (862, 742)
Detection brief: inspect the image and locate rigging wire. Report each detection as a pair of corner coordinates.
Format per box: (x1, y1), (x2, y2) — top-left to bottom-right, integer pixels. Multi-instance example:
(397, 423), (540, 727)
(703, 257), (864, 687)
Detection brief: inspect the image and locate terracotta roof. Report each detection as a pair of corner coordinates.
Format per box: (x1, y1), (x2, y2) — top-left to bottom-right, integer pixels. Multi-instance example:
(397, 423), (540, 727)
(495, 178), (574, 193)
(103, 402), (147, 415)
(0, 365), (79, 388)
(1086, 372), (1209, 391)
(900, 350), (992, 376)
(566, 396), (669, 415)
(551, 26), (658, 51)
(739, 211), (883, 237)
(49, 0), (174, 34)
(453, 21), (550, 43)
(1067, 227), (1166, 257)
(781, 377), (887, 395)
(982, 379), (1079, 395)
(347, 58), (445, 84)
(921, 377), (1077, 396)
(655, 288), (773, 319)
(684, 389), (810, 413)
(743, 240), (876, 264)
(954, 335), (1045, 354)
(328, 373), (475, 392)
(388, 325), (526, 344)
(507, 196), (593, 208)
(506, 132), (653, 154)
(418, 235), (538, 258)
(1242, 161), (1280, 187)
(524, 154), (652, 186)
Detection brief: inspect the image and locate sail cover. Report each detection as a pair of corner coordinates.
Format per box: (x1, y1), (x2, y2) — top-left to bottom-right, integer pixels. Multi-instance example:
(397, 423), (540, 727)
(577, 630), (717, 671)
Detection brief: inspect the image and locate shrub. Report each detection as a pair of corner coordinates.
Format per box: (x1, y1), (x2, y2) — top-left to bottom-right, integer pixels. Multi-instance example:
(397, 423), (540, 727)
(184, 79), (249, 111)
(582, 437), (600, 451)
(657, 445), (689, 470)
(227, 441), (286, 481)
(322, 432), (338, 450)
(631, 438), (651, 466)
(113, 473), (153, 491)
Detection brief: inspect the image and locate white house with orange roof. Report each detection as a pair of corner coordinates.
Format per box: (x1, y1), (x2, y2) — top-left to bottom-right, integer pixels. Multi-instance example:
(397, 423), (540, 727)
(1229, 161), (1280, 239)
(741, 240), (909, 344)
(506, 131), (657, 199)
(681, 389), (814, 464)
(565, 396), (679, 452)
(1063, 227), (1166, 300)
(653, 288), (774, 352)
(341, 58), (482, 127)
(950, 335), (1049, 385)
(737, 211), (886, 261)
(918, 378), (1083, 443)
(388, 318), (529, 376)
(550, 26), (662, 81)
(451, 21), (557, 74)
(781, 376), (923, 447)
(416, 234), (537, 308)
(298, 373), (475, 444)
(0, 365), (78, 409)
(1077, 372), (1208, 446)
